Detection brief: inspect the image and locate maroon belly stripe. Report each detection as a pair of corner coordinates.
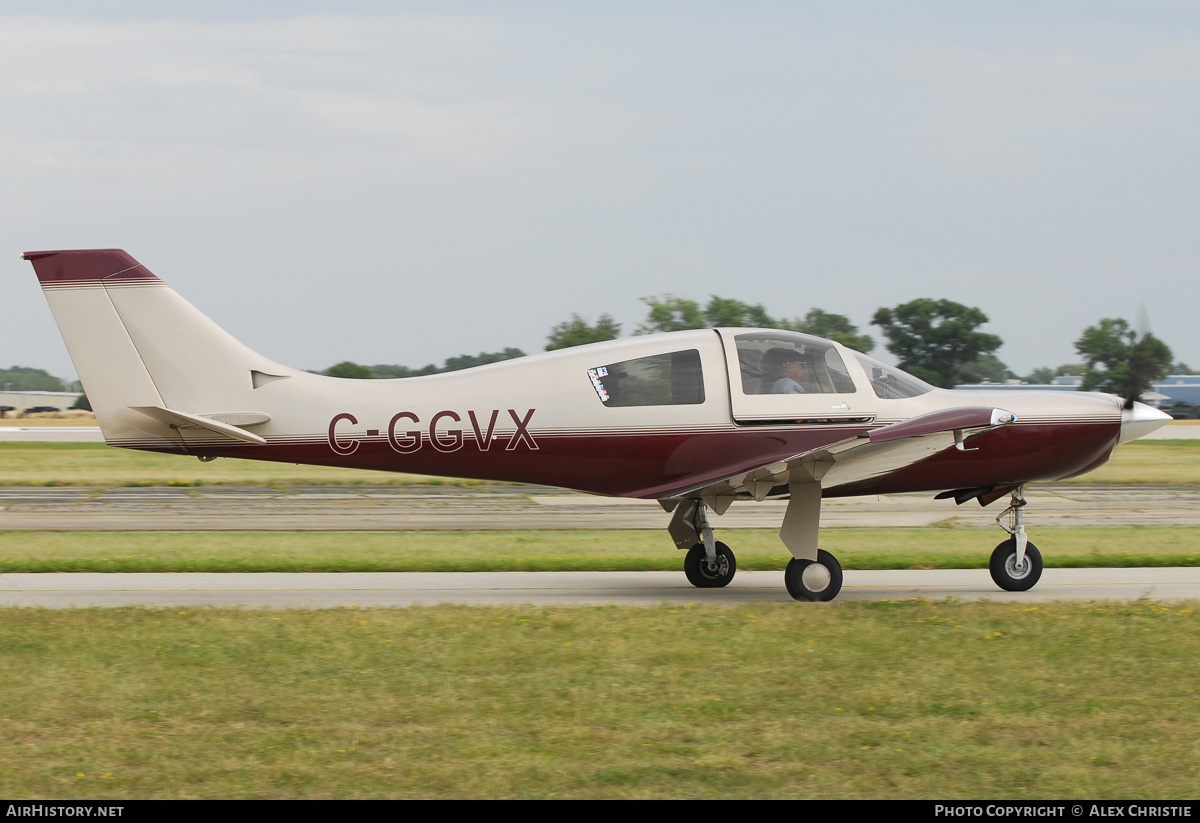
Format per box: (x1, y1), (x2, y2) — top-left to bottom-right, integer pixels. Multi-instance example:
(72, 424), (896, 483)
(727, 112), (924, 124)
(137, 419), (1121, 499)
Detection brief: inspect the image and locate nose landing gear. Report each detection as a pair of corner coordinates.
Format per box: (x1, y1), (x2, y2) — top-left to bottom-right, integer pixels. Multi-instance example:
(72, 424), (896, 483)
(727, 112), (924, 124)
(672, 499), (738, 588)
(989, 486), (1043, 592)
(684, 541), (737, 588)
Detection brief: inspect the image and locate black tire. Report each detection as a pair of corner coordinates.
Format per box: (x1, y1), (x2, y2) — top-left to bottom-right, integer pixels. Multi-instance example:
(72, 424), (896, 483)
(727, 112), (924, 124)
(683, 542), (736, 588)
(989, 539), (1043, 592)
(784, 549), (843, 602)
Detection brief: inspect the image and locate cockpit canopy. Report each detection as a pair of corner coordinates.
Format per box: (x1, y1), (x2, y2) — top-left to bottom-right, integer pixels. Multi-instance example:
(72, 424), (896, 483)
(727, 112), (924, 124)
(734, 331), (933, 400)
(733, 331), (856, 395)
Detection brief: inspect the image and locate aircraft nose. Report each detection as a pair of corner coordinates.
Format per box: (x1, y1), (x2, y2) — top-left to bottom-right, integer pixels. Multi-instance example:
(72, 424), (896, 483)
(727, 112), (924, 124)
(1118, 401), (1173, 445)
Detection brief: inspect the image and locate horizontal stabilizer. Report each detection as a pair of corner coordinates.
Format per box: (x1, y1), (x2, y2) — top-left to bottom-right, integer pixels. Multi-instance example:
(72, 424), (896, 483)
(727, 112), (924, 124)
(130, 406), (267, 445)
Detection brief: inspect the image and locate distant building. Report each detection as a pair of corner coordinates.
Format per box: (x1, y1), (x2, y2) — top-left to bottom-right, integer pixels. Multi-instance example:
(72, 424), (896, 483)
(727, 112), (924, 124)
(1153, 376), (1200, 408)
(0, 389), (83, 417)
(953, 373), (1200, 412)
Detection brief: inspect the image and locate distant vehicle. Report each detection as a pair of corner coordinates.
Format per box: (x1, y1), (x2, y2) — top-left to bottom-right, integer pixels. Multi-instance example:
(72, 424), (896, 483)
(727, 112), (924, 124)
(24, 249), (1170, 600)
(0, 405), (14, 418)
(21, 406), (61, 414)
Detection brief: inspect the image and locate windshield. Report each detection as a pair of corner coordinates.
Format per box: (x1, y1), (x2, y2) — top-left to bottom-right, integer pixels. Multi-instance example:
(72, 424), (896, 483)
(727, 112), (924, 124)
(852, 353), (933, 399)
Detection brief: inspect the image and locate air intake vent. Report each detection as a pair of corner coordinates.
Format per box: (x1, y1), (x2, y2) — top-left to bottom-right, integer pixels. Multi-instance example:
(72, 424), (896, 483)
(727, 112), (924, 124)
(251, 370), (289, 389)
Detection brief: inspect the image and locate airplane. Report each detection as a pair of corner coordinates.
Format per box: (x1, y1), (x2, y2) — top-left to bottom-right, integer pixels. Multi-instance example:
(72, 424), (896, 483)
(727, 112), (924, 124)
(23, 248), (1172, 601)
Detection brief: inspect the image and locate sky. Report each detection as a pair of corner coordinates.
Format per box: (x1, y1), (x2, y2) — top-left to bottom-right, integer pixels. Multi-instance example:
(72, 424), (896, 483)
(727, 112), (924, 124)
(2, 1), (1198, 381)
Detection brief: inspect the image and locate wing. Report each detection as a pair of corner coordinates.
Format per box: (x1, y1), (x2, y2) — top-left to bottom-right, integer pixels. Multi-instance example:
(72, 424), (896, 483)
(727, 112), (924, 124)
(663, 406), (1018, 516)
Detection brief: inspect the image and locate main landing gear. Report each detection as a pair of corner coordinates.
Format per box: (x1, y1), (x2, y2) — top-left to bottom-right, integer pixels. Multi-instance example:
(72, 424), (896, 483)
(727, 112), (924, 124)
(671, 498), (844, 600)
(784, 550), (843, 602)
(989, 486), (1043, 592)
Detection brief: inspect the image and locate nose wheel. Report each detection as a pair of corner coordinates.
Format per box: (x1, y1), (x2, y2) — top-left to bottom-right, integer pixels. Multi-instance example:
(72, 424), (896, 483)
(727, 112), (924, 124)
(990, 486), (1043, 592)
(989, 539), (1043, 591)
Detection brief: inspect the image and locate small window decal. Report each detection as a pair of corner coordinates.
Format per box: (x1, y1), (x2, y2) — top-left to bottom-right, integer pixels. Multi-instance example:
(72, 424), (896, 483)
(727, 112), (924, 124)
(588, 368), (611, 403)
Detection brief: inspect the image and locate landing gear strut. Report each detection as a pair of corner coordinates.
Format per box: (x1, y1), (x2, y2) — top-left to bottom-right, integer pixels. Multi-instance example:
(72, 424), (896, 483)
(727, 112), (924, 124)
(989, 486), (1043, 592)
(676, 500), (737, 588)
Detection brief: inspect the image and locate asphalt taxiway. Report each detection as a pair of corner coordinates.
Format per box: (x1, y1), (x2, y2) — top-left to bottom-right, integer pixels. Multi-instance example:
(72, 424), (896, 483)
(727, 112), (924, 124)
(2, 484), (1199, 530)
(2, 568), (1197, 608)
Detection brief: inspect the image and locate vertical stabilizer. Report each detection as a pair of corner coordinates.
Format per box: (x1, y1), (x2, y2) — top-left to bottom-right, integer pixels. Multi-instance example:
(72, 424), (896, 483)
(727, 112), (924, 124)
(24, 250), (178, 446)
(23, 249), (292, 448)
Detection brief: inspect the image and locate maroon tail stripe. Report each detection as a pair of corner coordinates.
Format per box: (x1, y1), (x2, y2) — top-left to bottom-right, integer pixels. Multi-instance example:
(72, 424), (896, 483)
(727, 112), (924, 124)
(22, 249), (161, 285)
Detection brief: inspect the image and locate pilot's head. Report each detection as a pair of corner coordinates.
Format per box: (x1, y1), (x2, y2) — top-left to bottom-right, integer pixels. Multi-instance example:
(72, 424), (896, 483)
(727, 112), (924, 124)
(781, 358), (806, 383)
(762, 347), (806, 380)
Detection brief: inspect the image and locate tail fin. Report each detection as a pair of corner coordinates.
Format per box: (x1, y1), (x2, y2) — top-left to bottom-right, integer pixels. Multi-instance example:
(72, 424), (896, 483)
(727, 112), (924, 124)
(24, 249), (292, 448)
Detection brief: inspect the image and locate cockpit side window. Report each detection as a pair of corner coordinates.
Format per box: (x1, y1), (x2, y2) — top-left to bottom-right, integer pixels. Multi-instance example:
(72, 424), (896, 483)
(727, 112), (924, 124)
(588, 349), (705, 407)
(852, 353), (934, 399)
(733, 332), (856, 395)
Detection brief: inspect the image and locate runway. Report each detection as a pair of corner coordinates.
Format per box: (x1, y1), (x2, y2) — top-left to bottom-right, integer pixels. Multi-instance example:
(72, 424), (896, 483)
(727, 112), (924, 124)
(3, 484), (1200, 530)
(0, 426), (105, 442)
(2, 568), (1198, 608)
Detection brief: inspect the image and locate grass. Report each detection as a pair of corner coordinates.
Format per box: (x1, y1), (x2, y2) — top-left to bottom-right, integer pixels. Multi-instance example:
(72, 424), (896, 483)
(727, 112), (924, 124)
(1, 527), (1197, 573)
(0, 601), (1197, 798)
(1059, 440), (1200, 487)
(0, 440), (1197, 488)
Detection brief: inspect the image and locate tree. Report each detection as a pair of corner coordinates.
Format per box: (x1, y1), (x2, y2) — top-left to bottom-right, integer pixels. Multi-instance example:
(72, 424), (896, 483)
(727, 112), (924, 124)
(366, 349), (526, 378)
(442, 348), (525, 372)
(1023, 367), (1055, 385)
(72, 392), (92, 411)
(636, 296), (705, 334)
(702, 297), (774, 329)
(871, 299), (1003, 388)
(369, 364), (417, 379)
(546, 315), (621, 351)
(1075, 318), (1172, 406)
(0, 366), (65, 392)
(959, 353), (1015, 384)
(370, 363), (442, 378)
(637, 295), (874, 353)
(782, 309), (875, 353)
(323, 361), (374, 379)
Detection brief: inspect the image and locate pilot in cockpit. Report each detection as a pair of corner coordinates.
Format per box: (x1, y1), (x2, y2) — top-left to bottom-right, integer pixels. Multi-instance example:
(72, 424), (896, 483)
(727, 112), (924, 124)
(761, 347), (808, 394)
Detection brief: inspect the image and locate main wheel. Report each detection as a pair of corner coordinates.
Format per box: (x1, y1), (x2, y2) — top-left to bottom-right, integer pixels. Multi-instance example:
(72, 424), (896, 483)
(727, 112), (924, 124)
(784, 549), (843, 602)
(684, 542), (736, 588)
(989, 539), (1043, 592)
